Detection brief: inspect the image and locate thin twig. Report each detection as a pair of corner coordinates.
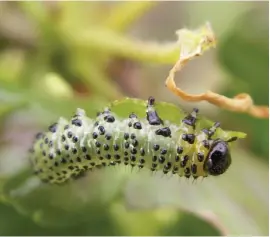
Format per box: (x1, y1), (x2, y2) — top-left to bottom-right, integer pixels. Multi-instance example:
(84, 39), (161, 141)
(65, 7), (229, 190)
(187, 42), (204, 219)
(165, 22), (269, 119)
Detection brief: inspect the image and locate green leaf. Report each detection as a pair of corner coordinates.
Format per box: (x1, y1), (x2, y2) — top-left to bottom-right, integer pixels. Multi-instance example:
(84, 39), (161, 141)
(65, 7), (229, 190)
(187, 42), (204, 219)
(0, 166), (127, 228)
(0, 202), (118, 235)
(124, 148), (269, 235)
(110, 204), (223, 236)
(0, 166), (224, 235)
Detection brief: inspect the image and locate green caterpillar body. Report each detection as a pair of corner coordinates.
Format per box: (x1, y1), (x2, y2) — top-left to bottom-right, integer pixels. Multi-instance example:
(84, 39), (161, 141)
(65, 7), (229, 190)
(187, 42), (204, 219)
(29, 97), (246, 184)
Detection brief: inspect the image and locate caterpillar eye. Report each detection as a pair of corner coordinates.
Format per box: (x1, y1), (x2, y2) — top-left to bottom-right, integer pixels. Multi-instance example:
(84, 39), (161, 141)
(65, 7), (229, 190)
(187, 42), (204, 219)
(204, 139), (231, 176)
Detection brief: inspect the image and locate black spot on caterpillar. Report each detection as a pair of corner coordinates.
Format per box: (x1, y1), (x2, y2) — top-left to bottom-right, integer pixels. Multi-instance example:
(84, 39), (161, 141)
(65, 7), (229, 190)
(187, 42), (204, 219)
(29, 97), (246, 184)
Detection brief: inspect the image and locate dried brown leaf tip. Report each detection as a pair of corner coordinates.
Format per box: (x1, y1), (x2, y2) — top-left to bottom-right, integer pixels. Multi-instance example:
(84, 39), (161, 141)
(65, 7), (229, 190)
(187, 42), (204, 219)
(165, 22), (269, 119)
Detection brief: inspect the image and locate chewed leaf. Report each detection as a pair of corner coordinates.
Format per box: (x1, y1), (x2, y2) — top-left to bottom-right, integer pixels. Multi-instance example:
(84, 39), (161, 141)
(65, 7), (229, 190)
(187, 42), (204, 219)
(166, 22), (269, 119)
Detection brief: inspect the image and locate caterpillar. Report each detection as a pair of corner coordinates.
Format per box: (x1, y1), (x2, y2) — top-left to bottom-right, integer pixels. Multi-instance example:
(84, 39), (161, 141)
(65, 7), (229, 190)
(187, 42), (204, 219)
(29, 97), (246, 184)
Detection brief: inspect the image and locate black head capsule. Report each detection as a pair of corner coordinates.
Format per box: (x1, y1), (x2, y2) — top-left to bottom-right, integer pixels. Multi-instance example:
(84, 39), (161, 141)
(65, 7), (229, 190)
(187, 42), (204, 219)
(204, 139), (231, 176)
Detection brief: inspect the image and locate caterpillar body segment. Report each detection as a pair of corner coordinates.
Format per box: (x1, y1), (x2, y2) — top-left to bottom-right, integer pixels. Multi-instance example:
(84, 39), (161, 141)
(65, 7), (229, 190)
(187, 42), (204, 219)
(29, 97), (246, 184)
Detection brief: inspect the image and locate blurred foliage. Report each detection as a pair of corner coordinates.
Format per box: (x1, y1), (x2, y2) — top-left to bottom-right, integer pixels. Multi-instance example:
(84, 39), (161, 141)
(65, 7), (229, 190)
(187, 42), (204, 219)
(0, 1), (268, 236)
(218, 8), (269, 159)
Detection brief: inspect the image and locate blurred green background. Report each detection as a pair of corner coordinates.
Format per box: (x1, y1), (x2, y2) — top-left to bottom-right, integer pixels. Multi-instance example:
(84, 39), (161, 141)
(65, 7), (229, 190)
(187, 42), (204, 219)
(0, 1), (268, 236)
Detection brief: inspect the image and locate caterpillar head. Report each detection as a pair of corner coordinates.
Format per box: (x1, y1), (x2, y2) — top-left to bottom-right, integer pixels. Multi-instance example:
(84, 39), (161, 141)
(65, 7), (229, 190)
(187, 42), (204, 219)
(204, 139), (231, 176)
(204, 130), (246, 176)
